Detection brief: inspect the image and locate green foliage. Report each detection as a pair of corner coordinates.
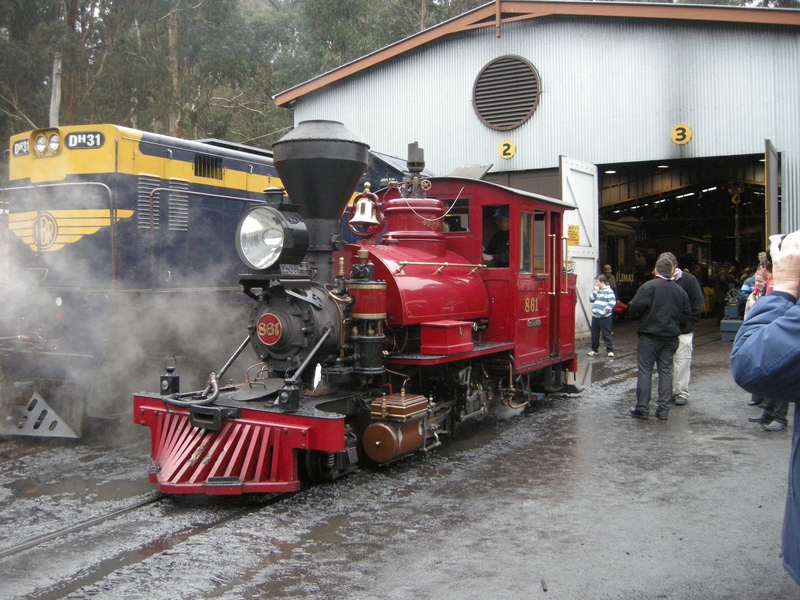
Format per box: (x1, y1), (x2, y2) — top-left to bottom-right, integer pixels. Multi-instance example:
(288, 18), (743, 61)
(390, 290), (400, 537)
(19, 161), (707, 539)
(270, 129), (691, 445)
(0, 0), (295, 149)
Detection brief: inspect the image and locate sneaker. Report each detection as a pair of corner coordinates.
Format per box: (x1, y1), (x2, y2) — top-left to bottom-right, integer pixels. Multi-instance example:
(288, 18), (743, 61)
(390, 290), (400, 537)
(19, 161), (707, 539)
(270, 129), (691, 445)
(763, 420), (787, 432)
(587, 351), (598, 356)
(607, 352), (614, 357)
(749, 415), (772, 423)
(655, 411), (668, 421)
(629, 407), (648, 419)
(673, 397), (687, 406)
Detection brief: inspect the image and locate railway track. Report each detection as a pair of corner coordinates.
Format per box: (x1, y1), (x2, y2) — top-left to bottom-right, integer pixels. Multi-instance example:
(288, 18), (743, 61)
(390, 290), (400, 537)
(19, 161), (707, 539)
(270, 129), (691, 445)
(1, 489), (297, 600)
(0, 493), (164, 560)
(0, 490), (294, 561)
(0, 323), (732, 599)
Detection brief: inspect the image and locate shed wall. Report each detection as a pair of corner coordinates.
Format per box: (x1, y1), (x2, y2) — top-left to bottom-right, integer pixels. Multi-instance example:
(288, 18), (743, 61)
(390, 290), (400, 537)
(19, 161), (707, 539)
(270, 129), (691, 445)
(293, 17), (800, 230)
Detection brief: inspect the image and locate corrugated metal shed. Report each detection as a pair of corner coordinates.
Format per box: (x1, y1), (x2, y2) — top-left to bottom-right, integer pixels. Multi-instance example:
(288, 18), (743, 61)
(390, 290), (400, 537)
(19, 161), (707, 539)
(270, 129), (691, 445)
(278, 1), (800, 231)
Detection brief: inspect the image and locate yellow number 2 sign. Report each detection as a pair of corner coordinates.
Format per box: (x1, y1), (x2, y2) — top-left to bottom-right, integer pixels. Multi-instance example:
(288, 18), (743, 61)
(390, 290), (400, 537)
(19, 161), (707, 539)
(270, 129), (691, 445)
(499, 140), (516, 159)
(671, 124), (692, 145)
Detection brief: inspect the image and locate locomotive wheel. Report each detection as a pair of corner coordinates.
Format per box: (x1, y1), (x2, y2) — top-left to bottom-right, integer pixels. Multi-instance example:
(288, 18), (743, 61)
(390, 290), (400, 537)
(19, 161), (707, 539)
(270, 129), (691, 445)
(301, 450), (339, 483)
(513, 374), (533, 408)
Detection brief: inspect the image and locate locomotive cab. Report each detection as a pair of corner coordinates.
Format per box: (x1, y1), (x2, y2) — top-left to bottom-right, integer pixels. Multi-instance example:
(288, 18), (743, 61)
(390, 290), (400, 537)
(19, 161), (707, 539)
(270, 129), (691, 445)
(358, 175), (578, 376)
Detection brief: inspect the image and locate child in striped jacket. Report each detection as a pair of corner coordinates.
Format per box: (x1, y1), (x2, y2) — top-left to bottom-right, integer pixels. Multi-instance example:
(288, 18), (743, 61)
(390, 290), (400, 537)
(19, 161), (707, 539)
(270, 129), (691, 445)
(588, 274), (616, 357)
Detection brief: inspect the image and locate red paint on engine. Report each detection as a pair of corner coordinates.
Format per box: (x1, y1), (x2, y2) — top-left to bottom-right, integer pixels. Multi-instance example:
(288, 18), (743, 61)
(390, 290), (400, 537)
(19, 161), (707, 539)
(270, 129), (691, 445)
(134, 394), (345, 495)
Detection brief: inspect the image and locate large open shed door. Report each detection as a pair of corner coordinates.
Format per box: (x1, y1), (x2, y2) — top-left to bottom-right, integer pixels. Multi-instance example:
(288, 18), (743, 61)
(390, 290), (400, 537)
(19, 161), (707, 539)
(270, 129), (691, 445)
(560, 156), (598, 335)
(765, 140), (780, 244)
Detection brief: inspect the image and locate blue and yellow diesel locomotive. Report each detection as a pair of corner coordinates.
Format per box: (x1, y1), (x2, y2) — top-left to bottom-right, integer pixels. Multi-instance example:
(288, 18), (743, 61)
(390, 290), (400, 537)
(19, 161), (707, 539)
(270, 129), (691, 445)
(1, 124), (281, 437)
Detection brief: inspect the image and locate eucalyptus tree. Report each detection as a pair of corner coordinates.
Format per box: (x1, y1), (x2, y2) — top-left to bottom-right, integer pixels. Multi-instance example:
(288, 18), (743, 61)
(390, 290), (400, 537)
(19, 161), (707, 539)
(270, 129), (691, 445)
(0, 0), (293, 147)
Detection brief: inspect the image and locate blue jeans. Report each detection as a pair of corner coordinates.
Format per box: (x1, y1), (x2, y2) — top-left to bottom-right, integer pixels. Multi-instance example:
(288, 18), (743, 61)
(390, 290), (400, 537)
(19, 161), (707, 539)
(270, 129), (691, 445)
(590, 315), (614, 353)
(635, 334), (679, 415)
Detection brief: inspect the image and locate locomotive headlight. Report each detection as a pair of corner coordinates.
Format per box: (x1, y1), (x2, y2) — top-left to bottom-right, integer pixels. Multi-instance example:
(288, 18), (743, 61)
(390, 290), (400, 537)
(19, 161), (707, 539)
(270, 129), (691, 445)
(34, 135), (47, 155)
(48, 133), (60, 153)
(235, 206), (308, 271)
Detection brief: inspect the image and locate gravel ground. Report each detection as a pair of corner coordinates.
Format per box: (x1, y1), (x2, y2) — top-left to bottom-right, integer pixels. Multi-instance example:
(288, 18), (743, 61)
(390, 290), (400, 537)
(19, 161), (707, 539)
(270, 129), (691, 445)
(0, 318), (797, 599)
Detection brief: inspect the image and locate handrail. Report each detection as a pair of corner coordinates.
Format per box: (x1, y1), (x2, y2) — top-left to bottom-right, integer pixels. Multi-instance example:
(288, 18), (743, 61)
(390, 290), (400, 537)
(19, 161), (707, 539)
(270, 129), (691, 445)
(548, 233), (556, 296)
(147, 187), (266, 291)
(394, 260), (486, 275)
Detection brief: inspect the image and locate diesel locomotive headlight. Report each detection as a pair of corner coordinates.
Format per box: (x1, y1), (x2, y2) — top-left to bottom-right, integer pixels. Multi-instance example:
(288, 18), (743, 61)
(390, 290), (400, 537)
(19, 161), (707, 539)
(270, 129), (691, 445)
(34, 135), (47, 155)
(235, 206), (308, 271)
(48, 133), (60, 153)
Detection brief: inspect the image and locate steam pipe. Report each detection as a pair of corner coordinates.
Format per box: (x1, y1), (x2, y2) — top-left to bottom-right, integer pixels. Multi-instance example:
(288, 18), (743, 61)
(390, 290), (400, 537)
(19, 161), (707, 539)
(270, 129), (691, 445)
(277, 328), (332, 412)
(162, 335), (252, 408)
(156, 336), (254, 408)
(164, 373), (219, 407)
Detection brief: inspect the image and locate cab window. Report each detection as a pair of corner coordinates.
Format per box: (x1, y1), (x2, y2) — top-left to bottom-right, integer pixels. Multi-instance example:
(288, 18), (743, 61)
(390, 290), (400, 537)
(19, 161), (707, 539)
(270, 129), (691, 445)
(521, 213), (532, 273)
(482, 205), (510, 268)
(534, 210), (546, 274)
(442, 199), (469, 232)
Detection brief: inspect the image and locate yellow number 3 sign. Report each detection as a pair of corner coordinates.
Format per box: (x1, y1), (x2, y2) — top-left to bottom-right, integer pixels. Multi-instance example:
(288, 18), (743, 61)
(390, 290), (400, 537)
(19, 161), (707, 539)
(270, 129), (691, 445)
(671, 124), (692, 145)
(499, 140), (516, 159)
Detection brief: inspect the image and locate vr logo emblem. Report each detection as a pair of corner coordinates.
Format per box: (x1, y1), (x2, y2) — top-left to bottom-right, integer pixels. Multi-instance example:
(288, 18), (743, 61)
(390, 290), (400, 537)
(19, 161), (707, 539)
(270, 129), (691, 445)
(33, 212), (58, 250)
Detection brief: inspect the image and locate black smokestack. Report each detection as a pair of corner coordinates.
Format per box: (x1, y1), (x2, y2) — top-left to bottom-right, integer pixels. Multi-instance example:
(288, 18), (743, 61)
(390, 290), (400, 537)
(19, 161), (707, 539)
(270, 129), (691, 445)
(272, 120), (370, 221)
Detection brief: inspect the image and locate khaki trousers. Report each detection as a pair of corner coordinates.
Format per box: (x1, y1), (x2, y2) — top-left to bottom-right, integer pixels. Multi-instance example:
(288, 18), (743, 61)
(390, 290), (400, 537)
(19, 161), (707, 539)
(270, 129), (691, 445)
(672, 331), (693, 402)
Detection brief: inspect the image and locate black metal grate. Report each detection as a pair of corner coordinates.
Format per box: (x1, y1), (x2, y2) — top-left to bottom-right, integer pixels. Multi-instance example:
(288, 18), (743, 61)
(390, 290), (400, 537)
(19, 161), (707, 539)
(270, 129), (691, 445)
(137, 175), (160, 230)
(194, 153), (223, 179)
(473, 56), (541, 131)
(168, 179), (189, 232)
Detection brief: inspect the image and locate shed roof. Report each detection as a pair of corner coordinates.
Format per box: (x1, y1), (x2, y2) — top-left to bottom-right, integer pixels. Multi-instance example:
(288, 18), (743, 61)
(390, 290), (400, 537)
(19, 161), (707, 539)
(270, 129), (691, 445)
(274, 0), (800, 108)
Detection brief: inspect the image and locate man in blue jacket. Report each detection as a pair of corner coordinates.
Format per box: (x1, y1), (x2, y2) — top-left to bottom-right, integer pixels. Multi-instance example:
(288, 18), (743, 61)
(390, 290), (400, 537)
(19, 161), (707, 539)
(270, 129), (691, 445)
(627, 256), (692, 421)
(731, 230), (800, 586)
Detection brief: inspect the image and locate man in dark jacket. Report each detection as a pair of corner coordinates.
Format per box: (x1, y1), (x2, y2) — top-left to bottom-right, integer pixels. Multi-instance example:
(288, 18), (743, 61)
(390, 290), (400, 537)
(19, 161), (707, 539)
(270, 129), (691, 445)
(731, 230), (800, 586)
(660, 252), (705, 406)
(627, 256), (692, 420)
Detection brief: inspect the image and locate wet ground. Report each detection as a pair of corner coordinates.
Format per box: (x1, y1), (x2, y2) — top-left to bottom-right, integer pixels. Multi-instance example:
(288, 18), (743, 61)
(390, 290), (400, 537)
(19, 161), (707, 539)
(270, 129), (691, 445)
(0, 318), (798, 599)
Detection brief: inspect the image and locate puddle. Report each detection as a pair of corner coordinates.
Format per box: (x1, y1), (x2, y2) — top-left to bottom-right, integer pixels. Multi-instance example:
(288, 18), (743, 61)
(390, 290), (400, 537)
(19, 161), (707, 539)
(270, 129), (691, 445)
(7, 474), (153, 501)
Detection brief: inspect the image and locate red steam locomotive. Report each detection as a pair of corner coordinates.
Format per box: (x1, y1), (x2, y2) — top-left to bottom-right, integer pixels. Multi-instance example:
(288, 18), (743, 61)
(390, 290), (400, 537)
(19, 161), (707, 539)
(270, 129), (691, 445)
(133, 121), (578, 495)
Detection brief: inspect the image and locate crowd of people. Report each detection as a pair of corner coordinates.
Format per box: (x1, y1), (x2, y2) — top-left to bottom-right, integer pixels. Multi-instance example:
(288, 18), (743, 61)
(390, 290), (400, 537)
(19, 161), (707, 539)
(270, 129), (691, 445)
(588, 254), (703, 421)
(592, 252), (784, 425)
(592, 235), (800, 586)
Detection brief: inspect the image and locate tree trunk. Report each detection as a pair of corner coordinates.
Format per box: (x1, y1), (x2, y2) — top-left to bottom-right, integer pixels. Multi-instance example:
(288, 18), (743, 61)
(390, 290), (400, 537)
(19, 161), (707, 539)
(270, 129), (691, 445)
(50, 53), (62, 127)
(168, 1), (181, 136)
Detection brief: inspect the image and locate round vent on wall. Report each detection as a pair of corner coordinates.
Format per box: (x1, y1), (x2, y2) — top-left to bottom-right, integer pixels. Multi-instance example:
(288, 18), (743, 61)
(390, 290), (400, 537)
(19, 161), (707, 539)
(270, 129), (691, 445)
(472, 55), (541, 131)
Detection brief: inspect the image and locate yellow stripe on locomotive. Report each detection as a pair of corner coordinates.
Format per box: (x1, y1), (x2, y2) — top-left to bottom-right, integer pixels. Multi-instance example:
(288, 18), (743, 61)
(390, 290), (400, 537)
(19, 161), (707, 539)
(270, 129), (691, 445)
(7, 124), (281, 254)
(8, 124), (280, 190)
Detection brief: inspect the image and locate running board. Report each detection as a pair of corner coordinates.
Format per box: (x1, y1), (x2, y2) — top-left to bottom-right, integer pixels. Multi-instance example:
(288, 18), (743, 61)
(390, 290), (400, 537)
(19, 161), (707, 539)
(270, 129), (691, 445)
(2, 391), (81, 438)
